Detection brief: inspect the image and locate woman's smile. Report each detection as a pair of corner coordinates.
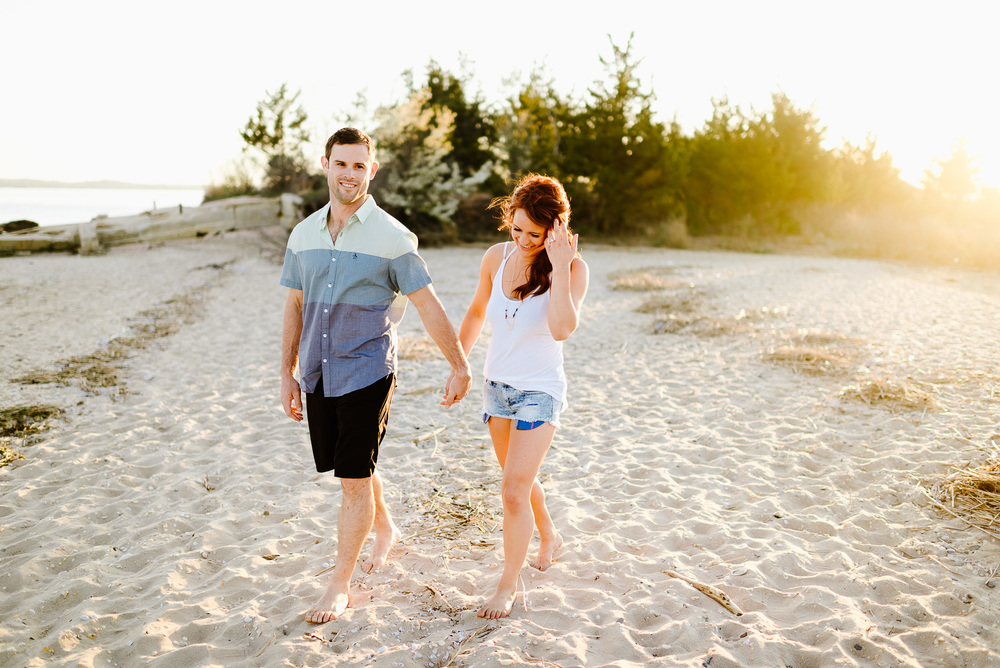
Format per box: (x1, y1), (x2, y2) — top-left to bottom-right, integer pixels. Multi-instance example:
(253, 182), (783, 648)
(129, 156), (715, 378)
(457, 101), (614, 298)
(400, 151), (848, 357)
(511, 208), (548, 256)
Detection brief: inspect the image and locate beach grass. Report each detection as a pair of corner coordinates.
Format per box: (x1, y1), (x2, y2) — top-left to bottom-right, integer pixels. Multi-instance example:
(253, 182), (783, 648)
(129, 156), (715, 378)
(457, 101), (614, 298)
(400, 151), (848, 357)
(636, 292), (700, 315)
(840, 376), (936, 411)
(929, 443), (1000, 540)
(0, 404), (63, 467)
(0, 404), (62, 438)
(762, 345), (855, 375)
(14, 287), (207, 396)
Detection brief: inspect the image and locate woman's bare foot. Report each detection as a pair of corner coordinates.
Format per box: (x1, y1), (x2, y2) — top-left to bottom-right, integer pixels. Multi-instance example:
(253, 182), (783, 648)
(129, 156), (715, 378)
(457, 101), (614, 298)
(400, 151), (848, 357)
(477, 586), (518, 619)
(530, 532), (563, 571)
(361, 523), (401, 574)
(305, 580), (352, 623)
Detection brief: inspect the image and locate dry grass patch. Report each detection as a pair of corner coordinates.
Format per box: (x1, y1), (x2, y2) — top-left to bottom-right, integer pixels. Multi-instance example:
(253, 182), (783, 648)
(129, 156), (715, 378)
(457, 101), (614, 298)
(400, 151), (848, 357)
(637, 292), (700, 315)
(406, 483), (500, 548)
(651, 315), (696, 335)
(652, 315), (752, 337)
(648, 300), (783, 338)
(927, 443), (1000, 540)
(789, 331), (864, 348)
(839, 376), (935, 411)
(0, 442), (20, 468)
(14, 286), (209, 396)
(0, 405), (62, 438)
(762, 345), (854, 375)
(0, 405), (63, 468)
(762, 329), (868, 375)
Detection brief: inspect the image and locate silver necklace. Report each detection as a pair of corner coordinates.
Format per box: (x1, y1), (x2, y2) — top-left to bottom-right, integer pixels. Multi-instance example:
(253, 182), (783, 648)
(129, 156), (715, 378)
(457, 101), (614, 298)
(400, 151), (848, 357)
(504, 300), (519, 330)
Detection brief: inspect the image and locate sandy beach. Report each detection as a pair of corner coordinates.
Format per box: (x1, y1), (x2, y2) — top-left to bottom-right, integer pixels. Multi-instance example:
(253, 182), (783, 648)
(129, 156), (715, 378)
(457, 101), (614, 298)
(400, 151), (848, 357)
(2, 228), (1000, 667)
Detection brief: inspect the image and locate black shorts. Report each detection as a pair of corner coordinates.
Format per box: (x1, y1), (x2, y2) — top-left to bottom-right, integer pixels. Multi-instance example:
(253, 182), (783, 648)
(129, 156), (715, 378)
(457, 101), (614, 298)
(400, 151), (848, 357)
(305, 374), (396, 478)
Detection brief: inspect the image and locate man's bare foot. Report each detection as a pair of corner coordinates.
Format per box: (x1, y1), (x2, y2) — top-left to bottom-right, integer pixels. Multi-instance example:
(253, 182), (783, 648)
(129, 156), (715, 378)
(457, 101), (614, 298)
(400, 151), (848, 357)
(530, 532), (563, 571)
(477, 586), (518, 619)
(360, 524), (401, 574)
(305, 580), (352, 623)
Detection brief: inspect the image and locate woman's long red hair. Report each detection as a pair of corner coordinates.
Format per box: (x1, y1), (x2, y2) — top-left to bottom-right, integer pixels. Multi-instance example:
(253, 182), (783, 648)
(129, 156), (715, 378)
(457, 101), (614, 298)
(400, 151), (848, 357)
(491, 174), (572, 299)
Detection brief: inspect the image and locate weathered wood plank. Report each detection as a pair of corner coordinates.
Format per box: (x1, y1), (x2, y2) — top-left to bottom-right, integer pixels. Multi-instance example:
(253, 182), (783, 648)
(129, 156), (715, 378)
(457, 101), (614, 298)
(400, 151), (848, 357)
(0, 194), (303, 255)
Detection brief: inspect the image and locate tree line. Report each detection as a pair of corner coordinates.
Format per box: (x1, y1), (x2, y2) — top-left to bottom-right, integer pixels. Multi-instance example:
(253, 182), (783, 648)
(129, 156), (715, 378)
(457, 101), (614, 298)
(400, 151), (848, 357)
(207, 37), (991, 252)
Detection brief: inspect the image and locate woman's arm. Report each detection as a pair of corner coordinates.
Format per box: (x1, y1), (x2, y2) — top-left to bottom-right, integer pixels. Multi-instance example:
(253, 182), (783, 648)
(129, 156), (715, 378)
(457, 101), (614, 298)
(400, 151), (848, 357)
(458, 244), (503, 355)
(435, 244), (503, 407)
(546, 222), (589, 340)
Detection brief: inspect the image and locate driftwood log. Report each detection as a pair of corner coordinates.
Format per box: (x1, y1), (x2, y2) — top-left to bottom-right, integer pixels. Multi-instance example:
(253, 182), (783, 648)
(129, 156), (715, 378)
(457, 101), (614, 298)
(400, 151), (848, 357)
(0, 194), (302, 256)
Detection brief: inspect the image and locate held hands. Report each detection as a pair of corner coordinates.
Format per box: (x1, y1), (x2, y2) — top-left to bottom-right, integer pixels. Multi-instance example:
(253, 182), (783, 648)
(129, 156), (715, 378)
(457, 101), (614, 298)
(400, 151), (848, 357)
(440, 366), (473, 409)
(544, 218), (578, 269)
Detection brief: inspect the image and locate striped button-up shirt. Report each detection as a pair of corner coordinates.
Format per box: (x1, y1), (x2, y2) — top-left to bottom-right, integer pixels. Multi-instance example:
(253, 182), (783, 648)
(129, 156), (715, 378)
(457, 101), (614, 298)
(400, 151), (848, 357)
(280, 196), (432, 397)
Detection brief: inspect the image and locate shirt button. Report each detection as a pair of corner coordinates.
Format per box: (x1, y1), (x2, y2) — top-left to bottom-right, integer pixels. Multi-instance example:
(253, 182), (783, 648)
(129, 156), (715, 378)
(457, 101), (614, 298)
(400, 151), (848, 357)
(323, 334), (327, 338)
(324, 309), (328, 313)
(328, 283), (332, 288)
(331, 258), (337, 262)
(322, 359), (327, 363)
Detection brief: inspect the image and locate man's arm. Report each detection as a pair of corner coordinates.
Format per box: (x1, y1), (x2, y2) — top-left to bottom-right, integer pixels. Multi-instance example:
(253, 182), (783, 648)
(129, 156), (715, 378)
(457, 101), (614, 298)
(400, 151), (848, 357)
(281, 288), (304, 421)
(407, 284), (472, 408)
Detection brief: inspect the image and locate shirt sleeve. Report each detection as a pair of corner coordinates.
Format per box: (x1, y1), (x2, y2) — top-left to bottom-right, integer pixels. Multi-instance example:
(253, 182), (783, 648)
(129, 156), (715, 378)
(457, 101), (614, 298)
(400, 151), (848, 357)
(279, 245), (302, 290)
(388, 232), (432, 295)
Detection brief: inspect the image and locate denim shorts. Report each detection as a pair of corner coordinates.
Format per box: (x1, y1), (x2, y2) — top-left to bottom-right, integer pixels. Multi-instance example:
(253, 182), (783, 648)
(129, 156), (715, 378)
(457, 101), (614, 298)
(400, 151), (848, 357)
(482, 379), (560, 430)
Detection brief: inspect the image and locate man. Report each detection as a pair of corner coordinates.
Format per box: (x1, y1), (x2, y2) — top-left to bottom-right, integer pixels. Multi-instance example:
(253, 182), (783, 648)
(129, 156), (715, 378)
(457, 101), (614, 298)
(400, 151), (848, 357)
(279, 127), (472, 623)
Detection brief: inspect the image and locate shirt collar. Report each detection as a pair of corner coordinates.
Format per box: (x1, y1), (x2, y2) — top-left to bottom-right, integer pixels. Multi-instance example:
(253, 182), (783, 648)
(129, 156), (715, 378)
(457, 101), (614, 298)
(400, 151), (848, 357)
(314, 195), (377, 230)
(354, 195), (376, 224)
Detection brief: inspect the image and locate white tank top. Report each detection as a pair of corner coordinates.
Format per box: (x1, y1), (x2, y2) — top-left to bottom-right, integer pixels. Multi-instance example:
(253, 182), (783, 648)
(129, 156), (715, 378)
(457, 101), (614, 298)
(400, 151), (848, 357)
(483, 243), (567, 410)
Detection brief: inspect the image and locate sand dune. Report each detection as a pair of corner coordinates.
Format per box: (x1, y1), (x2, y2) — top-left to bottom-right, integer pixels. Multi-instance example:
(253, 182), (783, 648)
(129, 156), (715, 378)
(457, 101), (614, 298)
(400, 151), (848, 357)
(2, 230), (999, 667)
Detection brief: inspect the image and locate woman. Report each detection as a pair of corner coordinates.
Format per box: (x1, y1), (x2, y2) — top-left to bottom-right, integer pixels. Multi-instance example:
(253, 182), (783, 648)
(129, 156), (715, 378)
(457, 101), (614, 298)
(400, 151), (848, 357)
(449, 173), (589, 618)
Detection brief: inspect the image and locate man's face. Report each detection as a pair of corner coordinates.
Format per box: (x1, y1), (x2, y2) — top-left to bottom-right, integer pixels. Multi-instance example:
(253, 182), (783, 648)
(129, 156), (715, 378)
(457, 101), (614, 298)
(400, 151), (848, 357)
(322, 143), (378, 206)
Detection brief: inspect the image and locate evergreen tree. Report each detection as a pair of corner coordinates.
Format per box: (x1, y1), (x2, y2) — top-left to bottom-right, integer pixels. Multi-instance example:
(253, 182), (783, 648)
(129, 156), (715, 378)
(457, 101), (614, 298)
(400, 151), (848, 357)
(686, 98), (756, 234)
(240, 83), (312, 195)
(832, 136), (907, 210)
(564, 35), (683, 235)
(423, 61), (496, 180)
(924, 141), (979, 201)
(493, 69), (573, 182)
(687, 94), (832, 235)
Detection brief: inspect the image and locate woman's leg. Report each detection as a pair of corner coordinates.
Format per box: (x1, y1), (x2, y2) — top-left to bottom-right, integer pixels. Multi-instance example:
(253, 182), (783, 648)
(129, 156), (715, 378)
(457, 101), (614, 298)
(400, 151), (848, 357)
(488, 419), (562, 569)
(480, 419), (556, 619)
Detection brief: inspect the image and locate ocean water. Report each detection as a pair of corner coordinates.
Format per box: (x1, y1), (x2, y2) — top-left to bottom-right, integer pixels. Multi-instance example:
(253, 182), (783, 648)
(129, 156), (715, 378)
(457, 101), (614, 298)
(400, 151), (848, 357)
(0, 187), (207, 227)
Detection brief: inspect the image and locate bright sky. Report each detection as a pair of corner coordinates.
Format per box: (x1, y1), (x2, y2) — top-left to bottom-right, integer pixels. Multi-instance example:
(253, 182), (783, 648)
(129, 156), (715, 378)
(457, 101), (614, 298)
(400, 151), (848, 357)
(2, 0), (997, 190)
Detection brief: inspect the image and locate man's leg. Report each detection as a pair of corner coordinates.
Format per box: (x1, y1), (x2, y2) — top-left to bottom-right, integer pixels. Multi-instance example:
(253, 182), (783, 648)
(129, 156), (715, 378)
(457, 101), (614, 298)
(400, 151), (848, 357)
(306, 476), (374, 623)
(361, 469), (401, 573)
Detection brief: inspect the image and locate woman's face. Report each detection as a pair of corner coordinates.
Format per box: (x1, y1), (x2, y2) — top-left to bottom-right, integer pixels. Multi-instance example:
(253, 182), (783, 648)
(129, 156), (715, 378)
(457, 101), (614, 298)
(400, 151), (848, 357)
(510, 208), (550, 259)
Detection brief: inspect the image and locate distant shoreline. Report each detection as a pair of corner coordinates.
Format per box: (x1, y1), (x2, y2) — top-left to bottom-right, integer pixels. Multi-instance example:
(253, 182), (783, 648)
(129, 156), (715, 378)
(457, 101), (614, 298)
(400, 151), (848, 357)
(0, 179), (205, 190)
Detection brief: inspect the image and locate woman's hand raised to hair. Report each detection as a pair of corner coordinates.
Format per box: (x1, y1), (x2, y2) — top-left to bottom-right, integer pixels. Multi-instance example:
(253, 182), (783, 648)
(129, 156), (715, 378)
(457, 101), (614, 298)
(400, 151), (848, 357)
(544, 219), (578, 270)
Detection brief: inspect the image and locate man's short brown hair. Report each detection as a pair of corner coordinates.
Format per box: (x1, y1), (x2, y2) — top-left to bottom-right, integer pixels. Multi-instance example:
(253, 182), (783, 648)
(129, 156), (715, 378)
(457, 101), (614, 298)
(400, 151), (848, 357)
(325, 127), (375, 160)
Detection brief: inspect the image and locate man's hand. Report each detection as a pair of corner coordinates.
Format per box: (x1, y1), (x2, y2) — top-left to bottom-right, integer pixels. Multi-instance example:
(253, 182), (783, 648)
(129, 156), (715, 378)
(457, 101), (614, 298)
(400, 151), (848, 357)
(408, 284), (473, 409)
(440, 366), (472, 408)
(281, 375), (303, 421)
